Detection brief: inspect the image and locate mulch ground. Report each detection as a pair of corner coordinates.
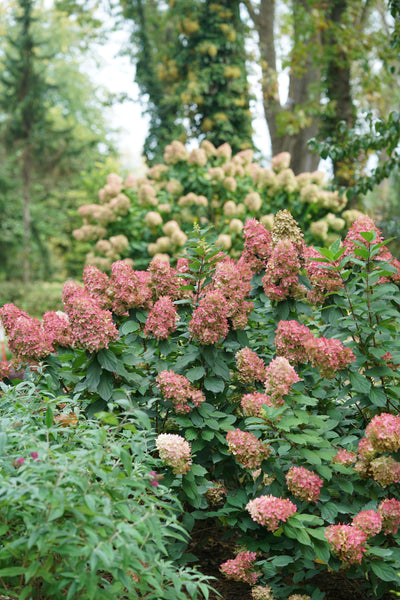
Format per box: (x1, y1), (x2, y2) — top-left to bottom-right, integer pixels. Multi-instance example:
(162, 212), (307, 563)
(189, 519), (399, 600)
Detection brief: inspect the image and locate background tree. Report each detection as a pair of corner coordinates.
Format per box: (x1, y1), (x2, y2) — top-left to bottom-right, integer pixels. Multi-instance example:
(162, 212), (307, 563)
(120, 0), (254, 163)
(0, 0), (117, 283)
(119, 0), (398, 177)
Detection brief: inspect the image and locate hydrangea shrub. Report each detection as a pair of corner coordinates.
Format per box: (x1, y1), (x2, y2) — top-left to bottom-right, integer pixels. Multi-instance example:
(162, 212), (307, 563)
(73, 140), (362, 270)
(2, 212), (400, 599)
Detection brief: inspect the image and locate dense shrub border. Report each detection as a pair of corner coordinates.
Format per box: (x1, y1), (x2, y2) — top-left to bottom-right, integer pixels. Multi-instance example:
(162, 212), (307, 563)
(72, 140), (360, 271)
(1, 211), (400, 599)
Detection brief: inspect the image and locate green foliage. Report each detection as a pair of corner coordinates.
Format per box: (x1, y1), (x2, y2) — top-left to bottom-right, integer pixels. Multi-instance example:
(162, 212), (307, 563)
(0, 380), (214, 599)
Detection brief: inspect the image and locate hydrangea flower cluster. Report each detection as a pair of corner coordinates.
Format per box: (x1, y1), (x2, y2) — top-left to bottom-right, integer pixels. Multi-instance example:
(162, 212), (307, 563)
(220, 551), (261, 585)
(343, 215), (385, 257)
(148, 257), (183, 300)
(156, 370), (205, 414)
(235, 347), (266, 384)
(246, 495), (297, 531)
(62, 281), (119, 353)
(212, 257), (254, 328)
(0, 306), (54, 362)
(378, 498), (400, 534)
(332, 449), (357, 466)
(144, 296), (177, 339)
(351, 510), (382, 538)
(365, 412), (400, 453)
(342, 216), (400, 283)
(274, 320), (313, 365)
(226, 429), (271, 470)
(303, 336), (355, 379)
(286, 466), (323, 502)
(274, 320), (355, 378)
(369, 456), (400, 487)
(264, 357), (300, 406)
(262, 239), (305, 302)
(42, 311), (73, 349)
(109, 261), (152, 315)
(251, 585), (276, 600)
(241, 392), (272, 417)
(189, 290), (229, 344)
(358, 437), (377, 460)
(324, 524), (368, 564)
(82, 264), (112, 309)
(304, 245), (343, 305)
(155, 433), (192, 475)
(240, 218), (272, 273)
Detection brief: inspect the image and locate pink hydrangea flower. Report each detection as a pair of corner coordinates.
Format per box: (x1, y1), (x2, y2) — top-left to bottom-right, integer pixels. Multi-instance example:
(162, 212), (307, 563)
(30, 452), (39, 460)
(352, 510), (382, 538)
(286, 466), (323, 502)
(241, 392), (272, 417)
(235, 347), (266, 384)
(304, 246), (343, 305)
(16, 457), (25, 465)
(264, 357), (300, 406)
(343, 216), (385, 257)
(303, 336), (355, 379)
(148, 257), (182, 300)
(342, 216), (400, 283)
(325, 524), (367, 564)
(332, 449), (357, 466)
(42, 311), (73, 348)
(189, 290), (229, 345)
(62, 281), (119, 353)
(365, 412), (400, 453)
(82, 265), (111, 309)
(240, 218), (272, 273)
(220, 551), (261, 585)
(0, 304), (53, 362)
(378, 498), (400, 534)
(252, 586), (276, 600)
(246, 495), (297, 531)
(212, 258), (254, 329)
(155, 433), (192, 475)
(358, 437), (377, 460)
(226, 429), (271, 470)
(110, 261), (152, 315)
(274, 320), (314, 365)
(262, 240), (305, 302)
(370, 456), (400, 487)
(0, 303), (27, 332)
(156, 370), (205, 414)
(144, 296), (177, 340)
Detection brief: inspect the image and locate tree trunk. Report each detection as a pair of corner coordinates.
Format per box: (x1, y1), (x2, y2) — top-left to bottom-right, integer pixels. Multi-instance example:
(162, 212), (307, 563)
(321, 0), (356, 188)
(249, 0), (321, 173)
(22, 148), (31, 284)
